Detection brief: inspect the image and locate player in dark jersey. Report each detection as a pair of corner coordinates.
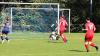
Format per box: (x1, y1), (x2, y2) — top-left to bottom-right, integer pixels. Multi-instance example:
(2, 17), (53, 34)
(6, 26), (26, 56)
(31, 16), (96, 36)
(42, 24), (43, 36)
(0, 17), (10, 44)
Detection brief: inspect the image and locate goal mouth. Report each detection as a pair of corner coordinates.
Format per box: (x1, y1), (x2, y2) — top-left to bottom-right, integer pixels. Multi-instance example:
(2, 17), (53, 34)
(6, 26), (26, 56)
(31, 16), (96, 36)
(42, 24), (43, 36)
(0, 2), (60, 33)
(0, 2), (70, 34)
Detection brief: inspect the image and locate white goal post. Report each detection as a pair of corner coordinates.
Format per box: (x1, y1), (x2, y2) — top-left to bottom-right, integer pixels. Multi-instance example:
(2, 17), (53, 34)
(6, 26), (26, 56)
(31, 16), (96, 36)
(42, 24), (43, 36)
(10, 8), (71, 34)
(0, 2), (71, 34)
(0, 2), (60, 33)
(60, 9), (71, 34)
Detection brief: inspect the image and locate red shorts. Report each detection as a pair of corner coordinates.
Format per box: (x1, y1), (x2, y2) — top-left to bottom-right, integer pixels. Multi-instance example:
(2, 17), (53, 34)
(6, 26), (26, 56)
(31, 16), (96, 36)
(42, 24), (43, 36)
(60, 29), (65, 35)
(85, 33), (93, 42)
(85, 37), (93, 42)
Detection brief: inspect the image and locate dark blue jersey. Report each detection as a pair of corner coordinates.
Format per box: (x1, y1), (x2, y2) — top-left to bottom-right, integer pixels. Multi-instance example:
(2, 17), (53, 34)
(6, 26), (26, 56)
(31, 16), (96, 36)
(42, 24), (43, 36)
(2, 22), (10, 31)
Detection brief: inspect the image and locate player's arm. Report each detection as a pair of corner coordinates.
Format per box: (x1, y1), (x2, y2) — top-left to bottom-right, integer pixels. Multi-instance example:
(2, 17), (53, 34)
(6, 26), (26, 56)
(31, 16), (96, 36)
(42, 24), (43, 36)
(82, 29), (88, 31)
(82, 24), (88, 31)
(66, 20), (68, 27)
(93, 24), (96, 31)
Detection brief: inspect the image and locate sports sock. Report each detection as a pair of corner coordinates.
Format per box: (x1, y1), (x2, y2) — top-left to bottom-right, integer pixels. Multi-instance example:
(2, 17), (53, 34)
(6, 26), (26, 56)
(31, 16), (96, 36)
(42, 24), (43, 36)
(90, 43), (96, 47)
(1, 36), (4, 40)
(85, 44), (89, 52)
(61, 34), (67, 43)
(90, 43), (99, 52)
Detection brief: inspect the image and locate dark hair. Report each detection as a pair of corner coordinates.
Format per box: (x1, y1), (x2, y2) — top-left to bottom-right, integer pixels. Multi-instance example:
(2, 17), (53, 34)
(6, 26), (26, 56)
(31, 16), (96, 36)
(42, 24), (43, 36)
(5, 16), (10, 21)
(86, 17), (90, 20)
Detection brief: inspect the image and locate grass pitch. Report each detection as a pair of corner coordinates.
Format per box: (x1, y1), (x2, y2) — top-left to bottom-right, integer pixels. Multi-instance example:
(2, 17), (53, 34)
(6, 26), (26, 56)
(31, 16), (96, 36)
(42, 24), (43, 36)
(0, 32), (100, 56)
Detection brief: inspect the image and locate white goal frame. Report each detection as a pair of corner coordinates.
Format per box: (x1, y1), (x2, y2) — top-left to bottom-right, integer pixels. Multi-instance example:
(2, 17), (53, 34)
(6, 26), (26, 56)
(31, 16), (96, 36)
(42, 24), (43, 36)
(0, 2), (71, 34)
(10, 8), (71, 34)
(60, 9), (71, 34)
(0, 2), (60, 34)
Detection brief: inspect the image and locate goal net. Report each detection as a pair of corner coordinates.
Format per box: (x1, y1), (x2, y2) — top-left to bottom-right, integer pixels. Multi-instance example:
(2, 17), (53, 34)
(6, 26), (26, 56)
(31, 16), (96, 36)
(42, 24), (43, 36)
(0, 2), (70, 35)
(0, 2), (60, 34)
(11, 8), (70, 34)
(11, 7), (59, 33)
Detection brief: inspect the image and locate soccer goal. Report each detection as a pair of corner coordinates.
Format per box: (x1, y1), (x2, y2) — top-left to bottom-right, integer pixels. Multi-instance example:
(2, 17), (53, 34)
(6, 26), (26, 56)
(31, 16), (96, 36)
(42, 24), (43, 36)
(60, 9), (71, 34)
(0, 2), (71, 34)
(10, 8), (70, 33)
(0, 2), (60, 33)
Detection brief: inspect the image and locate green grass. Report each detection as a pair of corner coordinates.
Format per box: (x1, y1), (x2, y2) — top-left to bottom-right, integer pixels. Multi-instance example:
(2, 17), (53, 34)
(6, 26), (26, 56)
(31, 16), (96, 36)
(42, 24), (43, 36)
(0, 32), (100, 56)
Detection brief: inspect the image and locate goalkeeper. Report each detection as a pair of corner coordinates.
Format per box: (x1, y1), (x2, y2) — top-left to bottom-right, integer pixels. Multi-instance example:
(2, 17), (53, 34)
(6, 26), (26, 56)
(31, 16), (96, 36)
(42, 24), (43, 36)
(0, 17), (10, 44)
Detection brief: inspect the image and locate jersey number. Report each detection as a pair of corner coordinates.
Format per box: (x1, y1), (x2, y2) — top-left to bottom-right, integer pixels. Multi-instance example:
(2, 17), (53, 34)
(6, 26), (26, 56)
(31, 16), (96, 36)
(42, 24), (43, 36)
(89, 24), (93, 30)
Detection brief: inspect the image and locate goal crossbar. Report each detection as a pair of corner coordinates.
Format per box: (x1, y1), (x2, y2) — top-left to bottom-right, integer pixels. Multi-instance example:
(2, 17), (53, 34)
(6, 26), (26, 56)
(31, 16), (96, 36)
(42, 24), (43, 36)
(0, 2), (59, 5)
(10, 8), (60, 10)
(59, 8), (70, 11)
(10, 8), (70, 11)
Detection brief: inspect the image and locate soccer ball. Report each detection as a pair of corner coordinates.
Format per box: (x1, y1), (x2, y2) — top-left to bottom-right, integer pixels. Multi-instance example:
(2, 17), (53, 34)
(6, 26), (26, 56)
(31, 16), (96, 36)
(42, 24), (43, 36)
(49, 31), (60, 40)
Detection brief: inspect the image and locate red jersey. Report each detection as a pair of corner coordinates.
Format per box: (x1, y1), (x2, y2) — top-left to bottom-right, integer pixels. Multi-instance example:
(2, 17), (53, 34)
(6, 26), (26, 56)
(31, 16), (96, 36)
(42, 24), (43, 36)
(85, 22), (96, 38)
(59, 17), (68, 31)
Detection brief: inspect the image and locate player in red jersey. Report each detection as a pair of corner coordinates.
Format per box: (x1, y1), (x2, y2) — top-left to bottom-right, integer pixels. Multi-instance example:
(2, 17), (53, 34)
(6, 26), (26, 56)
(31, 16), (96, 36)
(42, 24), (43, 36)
(59, 16), (68, 43)
(82, 18), (99, 52)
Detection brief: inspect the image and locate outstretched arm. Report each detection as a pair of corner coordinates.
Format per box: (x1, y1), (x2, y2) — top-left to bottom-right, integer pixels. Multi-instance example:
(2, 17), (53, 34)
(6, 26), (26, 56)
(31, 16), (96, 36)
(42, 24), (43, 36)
(82, 24), (88, 31)
(93, 24), (96, 31)
(82, 29), (88, 31)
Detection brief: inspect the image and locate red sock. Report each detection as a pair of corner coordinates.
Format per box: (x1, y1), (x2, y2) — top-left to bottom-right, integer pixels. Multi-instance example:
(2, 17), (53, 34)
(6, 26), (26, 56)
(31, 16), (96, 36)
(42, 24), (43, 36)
(90, 43), (96, 47)
(61, 34), (67, 43)
(85, 44), (89, 51)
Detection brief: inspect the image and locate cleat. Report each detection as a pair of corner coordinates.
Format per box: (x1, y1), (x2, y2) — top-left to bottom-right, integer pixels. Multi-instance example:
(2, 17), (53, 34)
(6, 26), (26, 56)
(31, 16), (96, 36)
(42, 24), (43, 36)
(2, 40), (5, 44)
(87, 49), (89, 52)
(7, 40), (10, 43)
(95, 46), (99, 52)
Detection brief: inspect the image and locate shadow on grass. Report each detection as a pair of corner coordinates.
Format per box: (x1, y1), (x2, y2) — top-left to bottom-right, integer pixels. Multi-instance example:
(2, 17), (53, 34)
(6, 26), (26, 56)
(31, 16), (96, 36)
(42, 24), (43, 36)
(69, 50), (86, 52)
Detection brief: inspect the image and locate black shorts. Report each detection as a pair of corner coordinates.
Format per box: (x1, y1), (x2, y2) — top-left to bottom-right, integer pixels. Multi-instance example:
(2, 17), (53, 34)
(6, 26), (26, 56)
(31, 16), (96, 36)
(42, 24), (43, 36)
(2, 30), (9, 34)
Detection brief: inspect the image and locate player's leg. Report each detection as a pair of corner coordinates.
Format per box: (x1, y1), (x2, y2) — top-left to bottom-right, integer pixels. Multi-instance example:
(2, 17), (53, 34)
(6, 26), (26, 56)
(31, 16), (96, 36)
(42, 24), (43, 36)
(60, 30), (67, 43)
(85, 42), (89, 52)
(61, 34), (67, 43)
(5, 31), (10, 43)
(89, 42), (99, 51)
(1, 35), (5, 44)
(85, 37), (90, 52)
(89, 37), (99, 51)
(1, 31), (4, 40)
(0, 34), (4, 40)
(5, 35), (9, 41)
(94, 46), (99, 51)
(1, 31), (5, 44)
